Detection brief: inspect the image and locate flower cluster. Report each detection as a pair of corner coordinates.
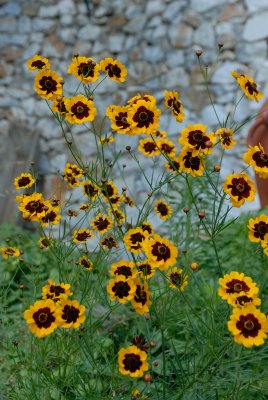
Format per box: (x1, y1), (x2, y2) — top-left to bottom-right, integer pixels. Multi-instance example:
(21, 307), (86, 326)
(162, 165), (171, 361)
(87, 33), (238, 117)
(218, 272), (268, 347)
(248, 214), (268, 256)
(24, 280), (85, 338)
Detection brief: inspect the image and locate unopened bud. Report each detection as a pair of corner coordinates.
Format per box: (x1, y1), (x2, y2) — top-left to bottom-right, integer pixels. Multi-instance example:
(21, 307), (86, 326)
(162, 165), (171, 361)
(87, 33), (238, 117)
(19, 284), (25, 289)
(144, 313), (150, 320)
(198, 211), (206, 219)
(150, 341), (156, 348)
(19, 258), (24, 263)
(190, 262), (199, 271)
(182, 248), (187, 254)
(218, 43), (224, 49)
(183, 207), (189, 214)
(143, 373), (152, 383)
(126, 146), (131, 151)
(195, 50), (203, 57)
(213, 165), (221, 172)
(153, 361), (159, 367)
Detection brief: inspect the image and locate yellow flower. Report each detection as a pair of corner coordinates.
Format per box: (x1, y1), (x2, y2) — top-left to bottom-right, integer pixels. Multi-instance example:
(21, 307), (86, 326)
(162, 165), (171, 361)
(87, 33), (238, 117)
(14, 173), (35, 190)
(123, 227), (149, 254)
(77, 255), (93, 270)
(27, 55), (50, 71)
(100, 180), (119, 202)
(34, 69), (63, 99)
(154, 199), (172, 220)
(82, 180), (99, 200)
(106, 105), (133, 135)
(100, 58), (127, 82)
(127, 99), (161, 135)
(118, 345), (149, 378)
(42, 279), (72, 302)
(63, 163), (83, 187)
(131, 279), (152, 315)
(143, 234), (178, 270)
(138, 138), (161, 157)
(23, 299), (58, 338)
(178, 147), (205, 177)
(39, 203), (61, 227)
(218, 272), (259, 302)
(72, 228), (95, 244)
(55, 299), (86, 329)
(39, 237), (54, 250)
(228, 306), (268, 347)
(248, 215), (268, 243)
(164, 90), (185, 122)
(227, 294), (261, 308)
(157, 138), (176, 158)
(223, 173), (256, 207)
(215, 127), (236, 149)
(167, 268), (188, 291)
(67, 56), (99, 84)
(243, 144), (268, 179)
(65, 95), (97, 124)
(136, 260), (155, 279)
(231, 71), (263, 102)
(140, 221), (154, 236)
(107, 276), (136, 304)
(90, 213), (113, 234)
(51, 96), (68, 116)
(109, 260), (138, 279)
(165, 156), (181, 174)
(0, 246), (21, 259)
(100, 235), (119, 250)
(99, 136), (114, 145)
(18, 192), (50, 222)
(179, 123), (215, 154)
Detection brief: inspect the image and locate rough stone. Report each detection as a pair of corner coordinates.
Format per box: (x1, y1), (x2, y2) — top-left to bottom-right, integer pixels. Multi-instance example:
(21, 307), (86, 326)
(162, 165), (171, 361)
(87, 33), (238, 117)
(146, 0), (165, 15)
(0, 1), (21, 16)
(39, 5), (59, 18)
(218, 4), (246, 22)
(168, 22), (193, 48)
(0, 16), (16, 32)
(243, 12), (268, 41)
(78, 24), (102, 41)
(190, 0), (226, 13)
(123, 15), (147, 34)
(108, 33), (125, 53)
(182, 10), (201, 28)
(160, 67), (189, 88)
(212, 61), (245, 84)
(162, 2), (184, 22)
(245, 0), (268, 13)
(201, 104), (226, 127)
(193, 23), (216, 48)
(18, 16), (32, 34)
(166, 49), (184, 67)
(32, 18), (56, 31)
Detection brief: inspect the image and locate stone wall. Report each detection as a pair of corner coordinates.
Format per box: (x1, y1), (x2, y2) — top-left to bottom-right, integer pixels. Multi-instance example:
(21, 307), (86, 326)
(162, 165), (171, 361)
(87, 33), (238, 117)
(1, 0), (268, 221)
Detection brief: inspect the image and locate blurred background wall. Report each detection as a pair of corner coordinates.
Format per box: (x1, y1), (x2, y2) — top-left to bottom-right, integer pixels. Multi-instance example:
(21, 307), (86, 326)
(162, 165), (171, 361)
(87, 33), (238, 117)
(1, 0), (268, 222)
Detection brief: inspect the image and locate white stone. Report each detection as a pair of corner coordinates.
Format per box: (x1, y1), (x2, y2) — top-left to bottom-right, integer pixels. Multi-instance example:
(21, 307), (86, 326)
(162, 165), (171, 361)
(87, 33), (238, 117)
(0, 16), (16, 32)
(146, 0), (165, 15)
(166, 49), (184, 67)
(190, 0), (226, 13)
(212, 61), (245, 84)
(244, 0), (268, 13)
(163, 2), (184, 22)
(50, 154), (68, 173)
(148, 16), (162, 28)
(243, 12), (268, 41)
(143, 45), (164, 63)
(32, 18), (55, 31)
(60, 14), (73, 26)
(168, 22), (193, 47)
(78, 25), (102, 41)
(108, 33), (125, 53)
(39, 5), (59, 18)
(193, 23), (215, 48)
(160, 67), (189, 89)
(0, 1), (21, 16)
(201, 104), (226, 127)
(18, 16), (32, 33)
(58, 0), (75, 15)
(123, 15), (147, 33)
(125, 4), (143, 19)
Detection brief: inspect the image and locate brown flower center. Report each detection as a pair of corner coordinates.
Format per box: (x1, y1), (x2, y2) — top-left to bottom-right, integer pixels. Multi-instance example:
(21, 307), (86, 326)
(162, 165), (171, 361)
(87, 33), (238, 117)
(123, 353), (142, 373)
(244, 320), (254, 331)
(62, 305), (80, 323)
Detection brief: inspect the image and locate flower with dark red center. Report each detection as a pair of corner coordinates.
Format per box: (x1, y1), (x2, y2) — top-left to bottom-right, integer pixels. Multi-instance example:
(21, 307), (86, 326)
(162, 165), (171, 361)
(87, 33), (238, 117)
(243, 144), (268, 178)
(65, 94), (97, 124)
(228, 306), (268, 347)
(106, 105), (133, 135)
(52, 96), (68, 116)
(231, 71), (263, 102)
(118, 345), (149, 378)
(0, 246), (21, 259)
(167, 268), (188, 291)
(14, 173), (35, 190)
(55, 299), (86, 329)
(138, 138), (160, 157)
(164, 90), (185, 122)
(144, 234), (178, 270)
(179, 123), (215, 153)
(140, 222), (154, 236)
(130, 335), (149, 352)
(165, 157), (181, 174)
(128, 99), (161, 134)
(18, 192), (50, 222)
(42, 279), (72, 302)
(179, 148), (204, 177)
(215, 127), (236, 149)
(123, 227), (149, 254)
(24, 299), (57, 338)
(100, 58), (127, 82)
(107, 276), (136, 304)
(77, 255), (93, 270)
(136, 260), (155, 279)
(91, 213), (113, 234)
(248, 215), (268, 243)
(34, 70), (63, 99)
(131, 279), (152, 315)
(39, 236), (54, 250)
(223, 173), (256, 207)
(27, 55), (50, 71)
(154, 199), (172, 220)
(100, 235), (119, 250)
(68, 56), (99, 83)
(109, 260), (137, 279)
(72, 228), (95, 243)
(218, 272), (259, 302)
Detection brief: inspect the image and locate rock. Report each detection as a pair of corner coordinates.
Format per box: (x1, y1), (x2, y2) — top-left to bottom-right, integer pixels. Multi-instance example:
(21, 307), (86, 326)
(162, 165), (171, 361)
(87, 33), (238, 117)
(143, 45), (164, 63)
(182, 9), (201, 28)
(78, 24), (102, 41)
(60, 13), (73, 26)
(193, 23), (216, 48)
(0, 34), (27, 46)
(218, 4), (246, 22)
(108, 33), (125, 53)
(50, 153), (68, 173)
(236, 41), (267, 64)
(146, 0), (165, 15)
(163, 2), (185, 22)
(190, 0), (226, 13)
(32, 18), (56, 32)
(0, 16), (16, 32)
(18, 16), (32, 34)
(0, 63), (6, 77)
(166, 49), (184, 67)
(168, 22), (193, 48)
(212, 61), (245, 84)
(123, 15), (147, 33)
(243, 12), (268, 42)
(244, 0), (268, 13)
(125, 4), (143, 19)
(22, 3), (39, 17)
(0, 1), (21, 16)
(201, 104), (226, 127)
(39, 5), (59, 18)
(160, 67), (189, 88)
(107, 15), (127, 30)
(148, 16), (162, 28)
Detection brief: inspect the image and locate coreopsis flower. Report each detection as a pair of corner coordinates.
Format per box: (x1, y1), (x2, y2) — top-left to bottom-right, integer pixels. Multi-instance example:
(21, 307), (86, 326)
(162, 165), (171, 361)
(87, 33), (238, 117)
(39, 203), (61, 227)
(164, 90), (185, 122)
(156, 138), (176, 158)
(55, 299), (86, 329)
(90, 213), (113, 234)
(77, 255), (93, 270)
(118, 345), (149, 378)
(154, 199), (172, 220)
(0, 246), (21, 259)
(100, 235), (119, 250)
(24, 299), (58, 338)
(231, 71), (263, 102)
(151, 129), (167, 138)
(39, 236), (54, 250)
(100, 58), (127, 82)
(109, 260), (138, 279)
(228, 305), (268, 347)
(108, 207), (125, 224)
(67, 56), (99, 84)
(227, 293), (261, 308)
(138, 138), (161, 157)
(140, 222), (154, 236)
(106, 105), (133, 135)
(131, 279), (152, 315)
(81, 180), (99, 200)
(178, 148), (205, 177)
(243, 144), (268, 179)
(78, 203), (90, 211)
(65, 94), (97, 124)
(14, 173), (35, 190)
(179, 124), (215, 154)
(218, 272), (259, 302)
(143, 234), (178, 270)
(127, 100), (161, 135)
(72, 228), (95, 244)
(99, 136), (114, 145)
(18, 192), (49, 222)
(128, 93), (156, 107)
(107, 276), (136, 304)
(248, 215), (268, 243)
(167, 268), (188, 291)
(223, 173), (256, 207)
(51, 96), (68, 116)
(63, 163), (83, 187)
(136, 260), (155, 279)
(165, 157), (181, 174)
(100, 180), (119, 202)
(215, 127), (236, 149)
(123, 227), (149, 254)
(132, 389), (147, 399)
(27, 55), (50, 71)
(34, 70), (63, 99)
(42, 279), (72, 302)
